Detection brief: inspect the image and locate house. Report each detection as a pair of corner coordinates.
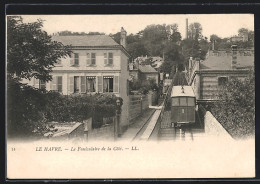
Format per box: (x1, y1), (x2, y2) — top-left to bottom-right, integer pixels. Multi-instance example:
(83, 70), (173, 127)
(23, 27), (131, 128)
(133, 56), (164, 71)
(129, 60), (159, 85)
(187, 45), (254, 103)
(139, 65), (159, 84)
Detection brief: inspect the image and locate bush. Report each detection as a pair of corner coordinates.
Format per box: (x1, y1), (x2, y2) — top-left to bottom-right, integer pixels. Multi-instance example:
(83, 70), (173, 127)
(7, 78), (122, 137)
(211, 71), (255, 139)
(130, 78), (159, 95)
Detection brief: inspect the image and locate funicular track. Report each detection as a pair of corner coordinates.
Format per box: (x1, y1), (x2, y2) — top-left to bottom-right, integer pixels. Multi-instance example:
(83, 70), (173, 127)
(158, 71), (205, 141)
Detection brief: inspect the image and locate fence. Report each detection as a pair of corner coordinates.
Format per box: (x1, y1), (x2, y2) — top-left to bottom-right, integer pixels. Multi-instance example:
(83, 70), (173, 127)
(128, 94), (149, 122)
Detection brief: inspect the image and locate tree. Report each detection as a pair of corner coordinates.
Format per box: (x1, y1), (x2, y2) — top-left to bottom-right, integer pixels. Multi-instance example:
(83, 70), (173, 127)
(7, 16), (72, 82)
(238, 28), (249, 36)
(110, 32), (121, 44)
(211, 71), (255, 139)
(188, 22), (203, 40)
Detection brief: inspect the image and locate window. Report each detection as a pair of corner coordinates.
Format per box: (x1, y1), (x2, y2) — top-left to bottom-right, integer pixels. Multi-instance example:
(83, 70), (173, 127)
(108, 53), (113, 65)
(179, 97), (187, 106)
(103, 77), (113, 92)
(91, 53), (96, 65)
(74, 76), (80, 93)
(104, 52), (113, 65)
(50, 76), (62, 93)
(86, 77), (96, 92)
(74, 53), (79, 65)
(218, 77), (228, 86)
(187, 97), (195, 106)
(57, 76), (62, 93)
(172, 98), (179, 106)
(39, 80), (46, 89)
(86, 53), (96, 65)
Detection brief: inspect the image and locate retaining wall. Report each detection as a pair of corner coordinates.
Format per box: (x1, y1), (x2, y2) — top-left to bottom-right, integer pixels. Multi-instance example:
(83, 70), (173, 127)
(204, 111), (233, 140)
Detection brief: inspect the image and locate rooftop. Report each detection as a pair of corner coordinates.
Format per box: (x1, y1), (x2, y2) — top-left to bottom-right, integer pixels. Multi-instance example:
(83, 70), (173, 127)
(200, 54), (254, 70)
(139, 65), (158, 73)
(171, 86), (195, 97)
(52, 35), (119, 47)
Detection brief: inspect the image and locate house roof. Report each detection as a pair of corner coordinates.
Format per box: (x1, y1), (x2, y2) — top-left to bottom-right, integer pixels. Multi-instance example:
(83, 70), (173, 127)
(200, 55), (254, 70)
(139, 65), (158, 73)
(52, 35), (119, 47)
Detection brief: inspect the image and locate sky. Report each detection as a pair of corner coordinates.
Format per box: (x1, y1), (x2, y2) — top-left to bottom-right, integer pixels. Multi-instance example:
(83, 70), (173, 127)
(19, 14), (254, 39)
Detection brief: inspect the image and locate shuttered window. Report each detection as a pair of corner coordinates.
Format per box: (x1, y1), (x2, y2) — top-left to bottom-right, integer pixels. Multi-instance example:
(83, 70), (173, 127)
(91, 53), (96, 65)
(86, 53), (91, 65)
(104, 53), (108, 65)
(104, 52), (113, 66)
(86, 53), (96, 66)
(57, 76), (62, 93)
(74, 53), (79, 65)
(108, 53), (113, 65)
(80, 76), (86, 93)
(39, 80), (46, 89)
(50, 76), (62, 93)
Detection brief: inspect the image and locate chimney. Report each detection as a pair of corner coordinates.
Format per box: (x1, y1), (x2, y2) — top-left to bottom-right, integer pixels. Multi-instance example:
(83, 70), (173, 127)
(120, 27), (127, 48)
(186, 18), (188, 39)
(231, 45), (238, 69)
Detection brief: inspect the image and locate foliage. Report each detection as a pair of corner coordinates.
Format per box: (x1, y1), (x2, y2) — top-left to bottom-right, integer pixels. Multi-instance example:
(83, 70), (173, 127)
(210, 71), (255, 139)
(7, 78), (121, 137)
(7, 16), (72, 82)
(188, 22), (203, 40)
(130, 78), (158, 95)
(209, 28), (254, 50)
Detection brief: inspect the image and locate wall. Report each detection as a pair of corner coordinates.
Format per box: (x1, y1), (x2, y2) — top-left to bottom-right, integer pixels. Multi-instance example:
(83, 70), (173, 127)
(128, 95), (149, 121)
(53, 49), (121, 71)
(119, 51), (130, 130)
(200, 72), (249, 100)
(88, 124), (115, 141)
(204, 111), (233, 140)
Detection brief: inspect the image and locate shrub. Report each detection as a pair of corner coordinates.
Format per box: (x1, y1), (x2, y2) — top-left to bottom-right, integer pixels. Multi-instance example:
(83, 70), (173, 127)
(211, 71), (255, 139)
(7, 78), (122, 137)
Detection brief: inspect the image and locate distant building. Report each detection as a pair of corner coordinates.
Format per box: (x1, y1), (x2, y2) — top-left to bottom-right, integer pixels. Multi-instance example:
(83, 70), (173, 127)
(129, 61), (159, 85)
(187, 46), (254, 102)
(133, 56), (164, 71)
(230, 31), (249, 42)
(22, 27), (131, 127)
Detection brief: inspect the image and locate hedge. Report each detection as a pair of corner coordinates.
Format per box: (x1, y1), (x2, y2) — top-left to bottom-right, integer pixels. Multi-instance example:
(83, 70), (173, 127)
(7, 78), (122, 137)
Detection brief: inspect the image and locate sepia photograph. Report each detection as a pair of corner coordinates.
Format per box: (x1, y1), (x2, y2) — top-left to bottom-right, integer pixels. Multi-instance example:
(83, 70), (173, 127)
(6, 14), (255, 179)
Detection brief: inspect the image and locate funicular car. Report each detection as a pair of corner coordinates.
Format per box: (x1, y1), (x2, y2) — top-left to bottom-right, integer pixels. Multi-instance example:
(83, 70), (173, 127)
(171, 85), (196, 127)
